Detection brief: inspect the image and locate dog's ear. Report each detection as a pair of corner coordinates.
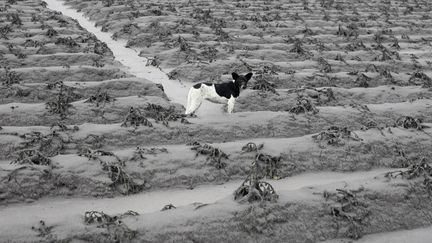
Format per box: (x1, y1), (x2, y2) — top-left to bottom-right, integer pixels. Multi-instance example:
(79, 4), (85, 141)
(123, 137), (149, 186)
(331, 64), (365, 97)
(232, 72), (239, 80)
(245, 73), (253, 81)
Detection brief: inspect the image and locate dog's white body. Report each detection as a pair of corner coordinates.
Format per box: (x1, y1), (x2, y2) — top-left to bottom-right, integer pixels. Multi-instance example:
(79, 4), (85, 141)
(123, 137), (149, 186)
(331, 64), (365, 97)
(185, 82), (236, 115)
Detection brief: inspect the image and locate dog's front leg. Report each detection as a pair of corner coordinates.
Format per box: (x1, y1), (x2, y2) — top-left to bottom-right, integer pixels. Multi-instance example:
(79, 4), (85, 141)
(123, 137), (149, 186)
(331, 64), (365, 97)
(227, 97), (236, 113)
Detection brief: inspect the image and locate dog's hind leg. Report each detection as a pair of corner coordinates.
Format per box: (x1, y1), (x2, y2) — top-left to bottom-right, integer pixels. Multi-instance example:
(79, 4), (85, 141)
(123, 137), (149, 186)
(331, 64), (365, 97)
(185, 87), (204, 115)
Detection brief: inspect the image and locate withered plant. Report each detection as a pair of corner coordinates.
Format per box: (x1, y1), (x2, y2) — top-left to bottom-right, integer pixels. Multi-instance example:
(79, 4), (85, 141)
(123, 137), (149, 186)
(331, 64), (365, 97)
(288, 96), (319, 114)
(188, 141), (229, 169)
(121, 107), (153, 128)
(312, 126), (362, 146)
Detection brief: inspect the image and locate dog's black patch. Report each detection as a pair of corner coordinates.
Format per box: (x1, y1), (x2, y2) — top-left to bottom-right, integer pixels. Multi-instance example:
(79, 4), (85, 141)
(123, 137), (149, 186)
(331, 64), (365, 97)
(193, 82), (212, 89)
(213, 73), (253, 99)
(214, 82), (240, 99)
(193, 83), (202, 89)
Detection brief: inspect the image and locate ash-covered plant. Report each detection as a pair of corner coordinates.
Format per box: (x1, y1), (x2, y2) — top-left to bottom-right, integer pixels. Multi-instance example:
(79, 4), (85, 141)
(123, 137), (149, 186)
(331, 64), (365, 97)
(395, 116), (426, 130)
(190, 7), (212, 23)
(24, 39), (44, 48)
(289, 38), (310, 56)
(91, 56), (105, 67)
(312, 126), (362, 146)
(213, 26), (230, 42)
(6, 12), (22, 26)
(31, 220), (54, 238)
(45, 26), (58, 37)
(94, 41), (112, 56)
(45, 82), (76, 119)
(355, 73), (372, 88)
(84, 210), (138, 241)
(318, 57), (332, 73)
(242, 142), (264, 153)
(250, 74), (278, 95)
(176, 36), (191, 52)
(79, 148), (146, 194)
(288, 96), (319, 114)
(315, 87), (336, 104)
(408, 71), (432, 88)
(145, 56), (161, 68)
(8, 43), (27, 59)
(12, 149), (52, 166)
(0, 25), (12, 39)
(234, 161), (278, 203)
(17, 130), (68, 157)
(323, 188), (370, 239)
(50, 122), (79, 132)
(365, 64), (379, 73)
(385, 158), (432, 195)
(130, 146), (168, 161)
(199, 44), (218, 63)
(255, 63), (280, 76)
(301, 25), (316, 36)
(102, 161), (145, 194)
(121, 107), (153, 128)
(254, 153), (282, 180)
(84, 88), (115, 107)
(161, 204), (176, 211)
(336, 24), (359, 38)
(188, 141), (229, 169)
(79, 147), (120, 162)
(55, 37), (80, 47)
(386, 158), (432, 180)
(143, 103), (189, 127)
(84, 210), (139, 225)
(1, 66), (21, 86)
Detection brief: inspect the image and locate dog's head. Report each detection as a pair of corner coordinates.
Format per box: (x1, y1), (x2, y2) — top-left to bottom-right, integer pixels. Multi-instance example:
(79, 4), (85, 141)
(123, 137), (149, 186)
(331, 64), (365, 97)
(232, 72), (253, 89)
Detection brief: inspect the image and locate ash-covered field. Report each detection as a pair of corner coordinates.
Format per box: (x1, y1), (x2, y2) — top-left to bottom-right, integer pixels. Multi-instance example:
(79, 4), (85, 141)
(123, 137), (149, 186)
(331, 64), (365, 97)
(1, 0), (432, 242)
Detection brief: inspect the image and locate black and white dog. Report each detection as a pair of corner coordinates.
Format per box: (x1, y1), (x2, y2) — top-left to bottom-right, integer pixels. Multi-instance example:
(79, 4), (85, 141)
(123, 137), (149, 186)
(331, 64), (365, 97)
(185, 72), (253, 115)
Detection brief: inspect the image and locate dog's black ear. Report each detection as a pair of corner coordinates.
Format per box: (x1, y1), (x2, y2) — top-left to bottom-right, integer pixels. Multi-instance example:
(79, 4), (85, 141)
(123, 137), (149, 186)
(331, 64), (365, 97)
(245, 73), (253, 81)
(232, 72), (239, 80)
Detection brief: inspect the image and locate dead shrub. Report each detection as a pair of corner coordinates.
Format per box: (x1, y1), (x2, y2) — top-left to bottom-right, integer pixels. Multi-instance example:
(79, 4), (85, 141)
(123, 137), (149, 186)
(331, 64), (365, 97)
(1, 66), (21, 86)
(355, 73), (371, 88)
(45, 82), (76, 119)
(188, 141), (228, 169)
(85, 88), (115, 107)
(131, 146), (168, 161)
(395, 116), (425, 130)
(121, 107), (153, 128)
(324, 188), (370, 239)
(12, 149), (52, 166)
(288, 97), (319, 114)
(250, 74), (278, 95)
(385, 158), (432, 195)
(84, 210), (138, 241)
(79, 148), (146, 195)
(241, 142), (264, 153)
(31, 220), (54, 238)
(234, 172), (278, 203)
(143, 103), (188, 127)
(55, 37), (80, 47)
(312, 126), (362, 146)
(161, 204), (176, 211)
(408, 71), (432, 88)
